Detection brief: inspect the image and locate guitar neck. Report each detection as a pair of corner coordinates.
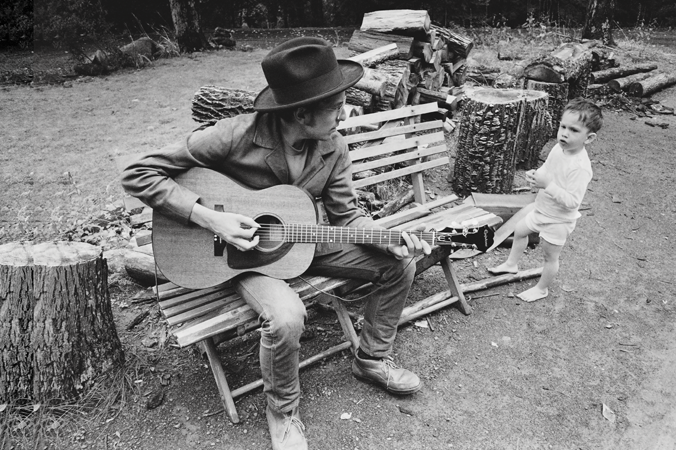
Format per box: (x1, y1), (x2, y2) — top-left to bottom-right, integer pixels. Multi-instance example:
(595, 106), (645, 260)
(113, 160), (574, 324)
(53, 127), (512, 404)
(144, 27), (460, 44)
(263, 224), (435, 246)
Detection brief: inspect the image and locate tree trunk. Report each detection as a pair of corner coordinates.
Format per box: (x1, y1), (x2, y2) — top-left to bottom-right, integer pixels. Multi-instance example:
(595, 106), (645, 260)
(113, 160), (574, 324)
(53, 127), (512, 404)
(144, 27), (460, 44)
(591, 63), (658, 84)
(359, 9), (430, 40)
(628, 73), (676, 97)
(169, 0), (209, 52)
(452, 88), (549, 196)
(192, 86), (257, 125)
(525, 79), (569, 137)
(0, 242), (124, 403)
(582, 0), (616, 46)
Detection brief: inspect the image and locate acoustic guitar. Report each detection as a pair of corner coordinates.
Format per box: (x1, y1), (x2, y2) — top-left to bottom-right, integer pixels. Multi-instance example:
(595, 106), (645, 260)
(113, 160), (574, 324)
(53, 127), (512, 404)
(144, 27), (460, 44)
(152, 168), (493, 289)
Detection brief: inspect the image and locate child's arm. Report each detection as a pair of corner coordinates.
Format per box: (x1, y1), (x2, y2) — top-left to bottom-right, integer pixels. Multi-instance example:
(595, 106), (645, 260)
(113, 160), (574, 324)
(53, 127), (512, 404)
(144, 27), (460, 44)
(540, 168), (592, 209)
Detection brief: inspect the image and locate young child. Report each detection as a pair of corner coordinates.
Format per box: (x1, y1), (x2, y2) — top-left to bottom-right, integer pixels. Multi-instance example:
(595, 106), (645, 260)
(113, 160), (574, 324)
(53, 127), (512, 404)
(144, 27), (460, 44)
(488, 98), (603, 302)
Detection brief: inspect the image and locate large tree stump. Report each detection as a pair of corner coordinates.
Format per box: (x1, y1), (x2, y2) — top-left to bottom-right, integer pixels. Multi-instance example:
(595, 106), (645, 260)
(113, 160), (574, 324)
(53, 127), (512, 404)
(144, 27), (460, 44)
(452, 88), (549, 196)
(0, 242), (124, 403)
(525, 79), (568, 137)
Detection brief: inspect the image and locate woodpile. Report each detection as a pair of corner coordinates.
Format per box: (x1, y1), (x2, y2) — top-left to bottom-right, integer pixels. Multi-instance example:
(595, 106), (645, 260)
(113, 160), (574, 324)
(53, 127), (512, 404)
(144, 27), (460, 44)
(346, 9), (474, 116)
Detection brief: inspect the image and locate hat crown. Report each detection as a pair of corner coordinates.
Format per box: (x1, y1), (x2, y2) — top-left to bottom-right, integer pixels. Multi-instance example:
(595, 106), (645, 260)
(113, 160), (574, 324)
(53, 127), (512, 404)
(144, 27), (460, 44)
(262, 37), (338, 89)
(253, 37), (364, 112)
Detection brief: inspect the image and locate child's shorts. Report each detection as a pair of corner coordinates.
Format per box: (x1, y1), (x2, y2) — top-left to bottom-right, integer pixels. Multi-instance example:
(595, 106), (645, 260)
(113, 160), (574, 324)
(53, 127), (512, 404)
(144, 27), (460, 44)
(524, 210), (576, 246)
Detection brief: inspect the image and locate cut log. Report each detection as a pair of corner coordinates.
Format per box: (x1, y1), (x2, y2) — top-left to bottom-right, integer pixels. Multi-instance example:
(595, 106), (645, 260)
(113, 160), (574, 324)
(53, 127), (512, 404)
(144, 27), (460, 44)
(124, 248), (170, 286)
(372, 190), (415, 219)
(607, 72), (654, 92)
(628, 73), (676, 97)
(374, 60), (411, 110)
(452, 88), (549, 196)
(348, 30), (414, 60)
(346, 87), (374, 110)
(412, 40), (433, 63)
(524, 42), (594, 99)
(417, 87), (457, 110)
(353, 68), (388, 97)
(430, 24), (474, 58)
(192, 86), (256, 124)
(420, 68), (445, 91)
(348, 43), (399, 67)
(0, 242), (124, 403)
(525, 79), (569, 137)
(359, 9), (431, 40)
(590, 63), (657, 84)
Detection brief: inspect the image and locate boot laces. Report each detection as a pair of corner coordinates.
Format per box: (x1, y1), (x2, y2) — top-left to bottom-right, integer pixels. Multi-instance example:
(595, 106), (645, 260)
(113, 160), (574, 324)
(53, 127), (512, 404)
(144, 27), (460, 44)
(284, 414), (305, 441)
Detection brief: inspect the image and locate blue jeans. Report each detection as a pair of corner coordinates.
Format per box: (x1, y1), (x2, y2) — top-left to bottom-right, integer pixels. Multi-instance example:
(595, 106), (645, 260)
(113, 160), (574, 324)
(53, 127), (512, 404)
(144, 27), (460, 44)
(234, 244), (416, 413)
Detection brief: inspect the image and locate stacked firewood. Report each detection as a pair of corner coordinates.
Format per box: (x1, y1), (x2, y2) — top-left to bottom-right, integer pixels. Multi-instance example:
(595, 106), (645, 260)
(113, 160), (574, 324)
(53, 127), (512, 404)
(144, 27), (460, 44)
(345, 9), (473, 120)
(190, 10), (473, 126)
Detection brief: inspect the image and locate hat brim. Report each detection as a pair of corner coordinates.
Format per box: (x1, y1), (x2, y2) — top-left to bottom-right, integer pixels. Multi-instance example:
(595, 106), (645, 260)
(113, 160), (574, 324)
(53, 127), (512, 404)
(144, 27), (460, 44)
(253, 60), (364, 112)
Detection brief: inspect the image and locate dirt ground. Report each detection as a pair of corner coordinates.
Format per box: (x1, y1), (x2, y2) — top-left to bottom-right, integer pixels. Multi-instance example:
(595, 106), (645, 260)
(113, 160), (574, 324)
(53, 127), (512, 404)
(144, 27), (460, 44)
(1, 29), (676, 450)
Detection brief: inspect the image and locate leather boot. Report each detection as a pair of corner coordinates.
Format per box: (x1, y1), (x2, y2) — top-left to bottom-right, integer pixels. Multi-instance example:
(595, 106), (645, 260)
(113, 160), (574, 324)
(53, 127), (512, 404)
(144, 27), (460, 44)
(266, 405), (308, 450)
(352, 353), (421, 395)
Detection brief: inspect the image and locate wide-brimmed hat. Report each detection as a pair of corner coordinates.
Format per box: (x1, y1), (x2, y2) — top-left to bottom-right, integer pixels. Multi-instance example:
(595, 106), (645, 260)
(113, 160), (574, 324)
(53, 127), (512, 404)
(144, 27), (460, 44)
(253, 37), (364, 112)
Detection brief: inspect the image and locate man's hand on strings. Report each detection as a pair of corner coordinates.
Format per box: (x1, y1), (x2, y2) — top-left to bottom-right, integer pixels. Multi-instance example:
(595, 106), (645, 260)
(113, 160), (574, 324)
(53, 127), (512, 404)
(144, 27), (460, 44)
(191, 204), (259, 251)
(387, 224), (431, 260)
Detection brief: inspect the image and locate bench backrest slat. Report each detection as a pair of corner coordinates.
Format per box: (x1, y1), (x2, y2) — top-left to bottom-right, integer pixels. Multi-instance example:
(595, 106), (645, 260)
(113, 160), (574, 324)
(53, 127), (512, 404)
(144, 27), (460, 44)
(337, 102), (438, 130)
(349, 130), (445, 162)
(342, 120), (441, 145)
(353, 156), (449, 189)
(352, 143), (447, 175)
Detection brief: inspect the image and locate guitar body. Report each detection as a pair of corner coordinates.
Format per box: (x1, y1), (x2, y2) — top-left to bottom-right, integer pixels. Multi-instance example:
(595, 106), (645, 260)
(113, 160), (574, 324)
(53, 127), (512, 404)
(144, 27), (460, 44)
(152, 168), (318, 289)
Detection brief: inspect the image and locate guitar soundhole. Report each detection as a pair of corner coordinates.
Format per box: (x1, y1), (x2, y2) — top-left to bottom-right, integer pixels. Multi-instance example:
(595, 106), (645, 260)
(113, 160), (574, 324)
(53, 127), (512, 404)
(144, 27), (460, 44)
(254, 213), (285, 253)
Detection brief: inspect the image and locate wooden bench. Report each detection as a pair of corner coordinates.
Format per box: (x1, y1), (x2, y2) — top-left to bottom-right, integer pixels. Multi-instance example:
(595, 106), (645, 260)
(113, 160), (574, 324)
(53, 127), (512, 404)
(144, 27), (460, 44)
(121, 102), (503, 423)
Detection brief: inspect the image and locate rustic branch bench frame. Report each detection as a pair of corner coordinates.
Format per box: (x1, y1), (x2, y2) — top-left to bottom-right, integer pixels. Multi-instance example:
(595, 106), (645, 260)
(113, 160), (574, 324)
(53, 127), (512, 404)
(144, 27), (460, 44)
(120, 101), (504, 423)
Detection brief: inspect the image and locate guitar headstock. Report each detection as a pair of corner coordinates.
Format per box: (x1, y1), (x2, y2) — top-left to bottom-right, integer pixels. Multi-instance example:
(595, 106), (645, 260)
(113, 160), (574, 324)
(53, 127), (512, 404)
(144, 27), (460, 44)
(434, 225), (495, 252)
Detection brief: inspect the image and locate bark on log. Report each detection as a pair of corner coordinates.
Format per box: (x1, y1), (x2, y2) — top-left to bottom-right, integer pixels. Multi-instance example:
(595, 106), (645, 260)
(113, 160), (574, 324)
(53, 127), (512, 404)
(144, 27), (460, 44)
(192, 86), (256, 125)
(524, 42), (594, 99)
(607, 72), (654, 92)
(374, 60), (411, 110)
(359, 9), (430, 40)
(372, 190), (415, 220)
(590, 63), (658, 84)
(346, 87), (374, 110)
(452, 88), (549, 196)
(348, 30), (414, 60)
(525, 79), (569, 137)
(0, 242), (124, 403)
(123, 249), (170, 286)
(627, 73), (676, 97)
(430, 24), (474, 58)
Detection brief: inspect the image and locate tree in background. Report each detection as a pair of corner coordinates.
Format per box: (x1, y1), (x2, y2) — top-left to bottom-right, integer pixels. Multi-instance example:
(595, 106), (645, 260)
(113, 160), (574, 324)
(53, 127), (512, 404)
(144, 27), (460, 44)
(168, 0), (209, 51)
(581, 0), (616, 46)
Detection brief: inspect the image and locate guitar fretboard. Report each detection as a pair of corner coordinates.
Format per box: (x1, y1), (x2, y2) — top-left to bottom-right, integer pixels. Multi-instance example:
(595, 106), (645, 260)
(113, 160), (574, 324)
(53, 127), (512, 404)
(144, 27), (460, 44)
(257, 224), (437, 246)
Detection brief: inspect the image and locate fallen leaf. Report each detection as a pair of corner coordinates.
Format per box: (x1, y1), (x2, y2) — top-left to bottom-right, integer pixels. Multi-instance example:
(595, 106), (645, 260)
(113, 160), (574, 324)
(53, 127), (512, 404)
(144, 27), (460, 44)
(397, 405), (414, 416)
(0, 404), (6, 412)
(340, 412), (352, 420)
(491, 342), (498, 348)
(602, 403), (616, 423)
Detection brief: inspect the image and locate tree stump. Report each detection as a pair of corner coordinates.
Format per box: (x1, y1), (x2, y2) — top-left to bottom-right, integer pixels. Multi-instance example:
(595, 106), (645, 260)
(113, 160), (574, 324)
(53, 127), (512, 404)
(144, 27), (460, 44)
(0, 242), (124, 403)
(525, 79), (568, 137)
(452, 88), (549, 196)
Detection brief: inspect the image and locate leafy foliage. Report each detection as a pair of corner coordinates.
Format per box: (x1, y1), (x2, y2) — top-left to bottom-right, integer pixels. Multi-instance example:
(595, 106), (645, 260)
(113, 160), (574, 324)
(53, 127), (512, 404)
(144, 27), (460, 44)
(0, 0), (32, 47)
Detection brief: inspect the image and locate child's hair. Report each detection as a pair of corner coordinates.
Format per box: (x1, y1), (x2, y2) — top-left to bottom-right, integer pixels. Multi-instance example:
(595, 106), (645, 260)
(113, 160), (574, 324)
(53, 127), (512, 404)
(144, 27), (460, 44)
(563, 98), (603, 133)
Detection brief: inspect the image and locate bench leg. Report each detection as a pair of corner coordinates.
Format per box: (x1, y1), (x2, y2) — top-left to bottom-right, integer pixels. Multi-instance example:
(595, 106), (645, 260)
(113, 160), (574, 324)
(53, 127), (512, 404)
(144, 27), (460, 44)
(200, 337), (240, 423)
(440, 257), (472, 315)
(332, 298), (360, 354)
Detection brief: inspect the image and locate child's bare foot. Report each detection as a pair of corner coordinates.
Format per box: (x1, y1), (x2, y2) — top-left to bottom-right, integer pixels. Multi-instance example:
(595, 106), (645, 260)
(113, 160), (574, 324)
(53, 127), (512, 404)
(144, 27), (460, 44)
(517, 286), (548, 302)
(487, 262), (519, 275)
